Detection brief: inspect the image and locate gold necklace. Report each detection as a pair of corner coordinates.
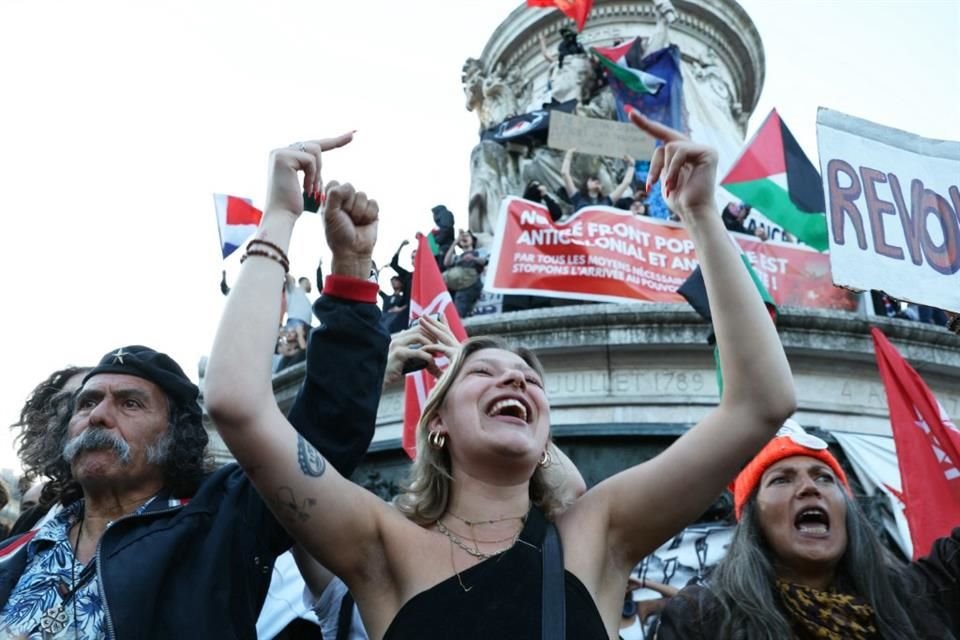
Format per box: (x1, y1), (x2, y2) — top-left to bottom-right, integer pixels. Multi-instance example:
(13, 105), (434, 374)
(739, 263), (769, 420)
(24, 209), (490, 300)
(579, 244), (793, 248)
(446, 511), (528, 526)
(435, 518), (524, 560)
(436, 519), (523, 546)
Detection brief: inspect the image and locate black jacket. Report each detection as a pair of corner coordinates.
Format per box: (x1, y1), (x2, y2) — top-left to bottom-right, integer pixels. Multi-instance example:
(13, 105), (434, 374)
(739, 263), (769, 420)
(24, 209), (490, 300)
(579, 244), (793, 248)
(656, 528), (960, 639)
(0, 292), (389, 639)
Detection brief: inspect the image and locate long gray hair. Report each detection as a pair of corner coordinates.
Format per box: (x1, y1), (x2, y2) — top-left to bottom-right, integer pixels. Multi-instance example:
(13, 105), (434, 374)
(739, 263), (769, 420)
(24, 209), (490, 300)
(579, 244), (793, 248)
(702, 492), (920, 639)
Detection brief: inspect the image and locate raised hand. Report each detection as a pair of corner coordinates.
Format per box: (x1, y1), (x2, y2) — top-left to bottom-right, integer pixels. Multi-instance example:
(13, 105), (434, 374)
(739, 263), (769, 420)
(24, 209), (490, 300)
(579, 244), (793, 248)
(265, 133), (354, 218)
(323, 181), (379, 279)
(382, 314), (462, 388)
(415, 313), (461, 362)
(626, 109), (717, 220)
(383, 327), (435, 387)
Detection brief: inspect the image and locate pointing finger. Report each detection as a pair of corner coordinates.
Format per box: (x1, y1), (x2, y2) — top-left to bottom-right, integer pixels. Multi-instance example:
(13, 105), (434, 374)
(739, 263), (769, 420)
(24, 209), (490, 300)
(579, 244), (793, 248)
(309, 131), (356, 153)
(626, 108), (687, 143)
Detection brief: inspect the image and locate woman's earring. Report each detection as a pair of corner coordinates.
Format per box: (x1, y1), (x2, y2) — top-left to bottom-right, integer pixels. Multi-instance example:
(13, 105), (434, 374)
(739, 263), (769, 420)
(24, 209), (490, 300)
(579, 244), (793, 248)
(538, 448), (552, 467)
(429, 430), (447, 450)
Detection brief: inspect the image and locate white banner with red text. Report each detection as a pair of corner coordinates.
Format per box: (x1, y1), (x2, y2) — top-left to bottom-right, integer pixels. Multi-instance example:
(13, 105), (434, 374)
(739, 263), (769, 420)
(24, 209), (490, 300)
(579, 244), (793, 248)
(816, 108), (960, 313)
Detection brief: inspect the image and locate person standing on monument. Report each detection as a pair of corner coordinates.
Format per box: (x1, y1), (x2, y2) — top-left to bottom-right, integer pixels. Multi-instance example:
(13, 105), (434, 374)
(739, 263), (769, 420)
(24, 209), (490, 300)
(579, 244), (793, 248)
(562, 148), (636, 212)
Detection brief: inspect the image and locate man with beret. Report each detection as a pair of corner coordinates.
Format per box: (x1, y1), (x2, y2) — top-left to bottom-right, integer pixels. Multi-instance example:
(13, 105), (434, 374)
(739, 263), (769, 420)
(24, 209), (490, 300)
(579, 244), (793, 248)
(0, 321), (385, 639)
(0, 171), (388, 637)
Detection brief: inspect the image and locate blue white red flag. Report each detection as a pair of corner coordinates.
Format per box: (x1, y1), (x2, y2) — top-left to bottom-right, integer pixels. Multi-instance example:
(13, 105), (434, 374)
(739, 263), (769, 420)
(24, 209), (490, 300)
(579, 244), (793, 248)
(213, 194), (263, 259)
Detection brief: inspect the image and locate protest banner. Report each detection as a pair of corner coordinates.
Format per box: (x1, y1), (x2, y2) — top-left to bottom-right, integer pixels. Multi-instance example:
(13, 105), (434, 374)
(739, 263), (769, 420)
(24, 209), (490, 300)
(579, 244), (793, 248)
(485, 196), (857, 311)
(816, 108), (960, 313)
(547, 110), (655, 159)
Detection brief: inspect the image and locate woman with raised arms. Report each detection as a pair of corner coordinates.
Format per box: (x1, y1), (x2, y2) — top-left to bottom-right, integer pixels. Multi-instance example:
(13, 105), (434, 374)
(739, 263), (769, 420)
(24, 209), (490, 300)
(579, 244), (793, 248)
(205, 113), (797, 639)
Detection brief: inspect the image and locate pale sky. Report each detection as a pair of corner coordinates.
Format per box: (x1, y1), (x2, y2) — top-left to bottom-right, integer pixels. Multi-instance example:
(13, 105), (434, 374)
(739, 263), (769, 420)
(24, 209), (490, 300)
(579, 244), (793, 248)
(1, 0), (958, 473)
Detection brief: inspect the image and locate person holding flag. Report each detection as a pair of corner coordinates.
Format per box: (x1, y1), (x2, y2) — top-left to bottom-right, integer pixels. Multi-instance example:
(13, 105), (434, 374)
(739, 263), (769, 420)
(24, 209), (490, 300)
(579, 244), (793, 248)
(206, 111), (796, 639)
(656, 421), (960, 639)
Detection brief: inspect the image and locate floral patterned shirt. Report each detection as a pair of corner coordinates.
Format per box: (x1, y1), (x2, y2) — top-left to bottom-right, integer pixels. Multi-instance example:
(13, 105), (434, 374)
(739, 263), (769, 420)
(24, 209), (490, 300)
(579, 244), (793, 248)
(0, 502), (103, 639)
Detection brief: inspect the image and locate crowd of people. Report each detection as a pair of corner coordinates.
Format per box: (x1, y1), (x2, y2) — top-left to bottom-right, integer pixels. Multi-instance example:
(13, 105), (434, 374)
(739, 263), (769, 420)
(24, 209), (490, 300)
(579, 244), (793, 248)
(1, 113), (956, 640)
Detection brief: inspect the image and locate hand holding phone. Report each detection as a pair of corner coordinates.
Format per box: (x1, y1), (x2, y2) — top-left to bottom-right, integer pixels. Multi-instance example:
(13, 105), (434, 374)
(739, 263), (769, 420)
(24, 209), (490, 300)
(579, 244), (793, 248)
(303, 189), (322, 213)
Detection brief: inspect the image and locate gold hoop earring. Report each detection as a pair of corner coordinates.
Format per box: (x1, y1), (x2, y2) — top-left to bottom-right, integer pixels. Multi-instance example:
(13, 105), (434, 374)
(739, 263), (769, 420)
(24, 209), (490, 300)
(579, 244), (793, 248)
(429, 430), (447, 450)
(538, 448), (552, 467)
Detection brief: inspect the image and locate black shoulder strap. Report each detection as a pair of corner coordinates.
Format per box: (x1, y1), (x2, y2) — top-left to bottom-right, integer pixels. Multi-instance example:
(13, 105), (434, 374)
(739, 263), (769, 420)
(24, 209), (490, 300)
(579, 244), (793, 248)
(335, 590), (355, 640)
(542, 521), (566, 640)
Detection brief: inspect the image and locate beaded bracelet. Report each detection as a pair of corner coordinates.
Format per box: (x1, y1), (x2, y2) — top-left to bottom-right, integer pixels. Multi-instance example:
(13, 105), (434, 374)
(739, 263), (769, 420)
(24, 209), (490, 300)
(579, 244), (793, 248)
(240, 248), (289, 273)
(248, 239), (290, 265)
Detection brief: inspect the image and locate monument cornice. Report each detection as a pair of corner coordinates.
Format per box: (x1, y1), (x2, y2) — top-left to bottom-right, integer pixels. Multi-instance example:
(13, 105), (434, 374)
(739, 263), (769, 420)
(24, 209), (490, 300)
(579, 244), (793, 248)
(463, 303), (960, 376)
(203, 303), (959, 465)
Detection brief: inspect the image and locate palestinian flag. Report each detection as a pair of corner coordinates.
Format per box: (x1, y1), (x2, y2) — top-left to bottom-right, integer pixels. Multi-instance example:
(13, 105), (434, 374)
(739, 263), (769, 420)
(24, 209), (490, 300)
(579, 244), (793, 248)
(592, 38), (665, 96)
(721, 109), (829, 252)
(526, 0), (593, 31)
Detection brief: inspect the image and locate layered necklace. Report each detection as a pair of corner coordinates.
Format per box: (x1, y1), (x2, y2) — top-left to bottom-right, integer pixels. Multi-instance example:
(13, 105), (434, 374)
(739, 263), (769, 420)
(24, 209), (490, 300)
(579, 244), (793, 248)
(435, 507), (529, 592)
(435, 519), (524, 560)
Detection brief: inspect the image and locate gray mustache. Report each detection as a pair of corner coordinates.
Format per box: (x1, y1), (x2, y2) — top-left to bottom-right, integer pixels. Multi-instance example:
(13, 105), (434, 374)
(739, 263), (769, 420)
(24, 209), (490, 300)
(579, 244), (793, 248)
(63, 428), (132, 465)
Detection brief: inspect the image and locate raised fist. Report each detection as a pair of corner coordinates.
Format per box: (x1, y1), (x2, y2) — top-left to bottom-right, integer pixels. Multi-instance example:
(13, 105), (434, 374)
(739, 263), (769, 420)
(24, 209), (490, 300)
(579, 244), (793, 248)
(323, 181), (379, 279)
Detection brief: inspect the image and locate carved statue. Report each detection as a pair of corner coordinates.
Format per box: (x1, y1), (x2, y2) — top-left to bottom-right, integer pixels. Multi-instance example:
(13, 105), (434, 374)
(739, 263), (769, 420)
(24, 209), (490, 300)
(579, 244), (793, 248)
(468, 140), (522, 236)
(647, 0), (679, 52)
(576, 85), (616, 121)
(549, 54), (595, 104)
(537, 30), (596, 105)
(462, 58), (529, 131)
(689, 48), (750, 133)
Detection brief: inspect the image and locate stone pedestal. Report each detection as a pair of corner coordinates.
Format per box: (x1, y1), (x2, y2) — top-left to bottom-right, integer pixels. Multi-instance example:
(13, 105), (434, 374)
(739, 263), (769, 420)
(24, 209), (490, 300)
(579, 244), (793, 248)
(205, 306), (960, 499)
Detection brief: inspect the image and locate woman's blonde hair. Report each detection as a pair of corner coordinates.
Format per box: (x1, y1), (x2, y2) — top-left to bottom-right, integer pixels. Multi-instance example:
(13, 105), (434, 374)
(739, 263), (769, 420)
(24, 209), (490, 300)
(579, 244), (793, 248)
(394, 336), (567, 523)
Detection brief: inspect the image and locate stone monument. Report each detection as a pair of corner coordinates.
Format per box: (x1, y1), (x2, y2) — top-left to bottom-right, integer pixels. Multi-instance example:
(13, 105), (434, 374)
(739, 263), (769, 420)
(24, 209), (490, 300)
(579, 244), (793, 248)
(461, 0), (764, 239)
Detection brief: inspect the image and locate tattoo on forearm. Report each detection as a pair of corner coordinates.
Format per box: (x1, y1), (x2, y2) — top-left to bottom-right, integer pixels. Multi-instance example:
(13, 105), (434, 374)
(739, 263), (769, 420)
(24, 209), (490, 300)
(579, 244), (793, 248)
(273, 486), (317, 523)
(297, 435), (327, 477)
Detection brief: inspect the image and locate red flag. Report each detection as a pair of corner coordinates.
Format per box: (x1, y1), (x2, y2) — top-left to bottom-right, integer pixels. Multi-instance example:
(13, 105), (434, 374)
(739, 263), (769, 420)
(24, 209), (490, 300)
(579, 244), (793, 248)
(526, 0), (593, 31)
(402, 234), (468, 459)
(871, 327), (960, 558)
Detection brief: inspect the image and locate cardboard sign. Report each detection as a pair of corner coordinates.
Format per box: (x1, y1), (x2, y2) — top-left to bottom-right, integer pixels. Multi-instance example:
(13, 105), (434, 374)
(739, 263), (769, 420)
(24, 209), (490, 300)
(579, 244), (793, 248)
(547, 111), (655, 159)
(485, 197), (857, 311)
(817, 108), (960, 313)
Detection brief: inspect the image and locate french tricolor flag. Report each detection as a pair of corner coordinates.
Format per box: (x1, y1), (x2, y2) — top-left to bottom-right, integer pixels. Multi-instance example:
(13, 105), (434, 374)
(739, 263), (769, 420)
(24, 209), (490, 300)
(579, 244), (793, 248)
(214, 194), (263, 259)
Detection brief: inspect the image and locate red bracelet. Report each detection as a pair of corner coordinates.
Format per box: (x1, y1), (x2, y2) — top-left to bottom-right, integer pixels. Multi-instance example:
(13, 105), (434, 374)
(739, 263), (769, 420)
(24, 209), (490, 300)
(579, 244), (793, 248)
(322, 274), (378, 303)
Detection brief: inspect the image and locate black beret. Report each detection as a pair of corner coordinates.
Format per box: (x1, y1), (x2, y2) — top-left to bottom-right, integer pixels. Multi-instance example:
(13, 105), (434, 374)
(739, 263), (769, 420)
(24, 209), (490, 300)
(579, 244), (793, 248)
(83, 346), (201, 418)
